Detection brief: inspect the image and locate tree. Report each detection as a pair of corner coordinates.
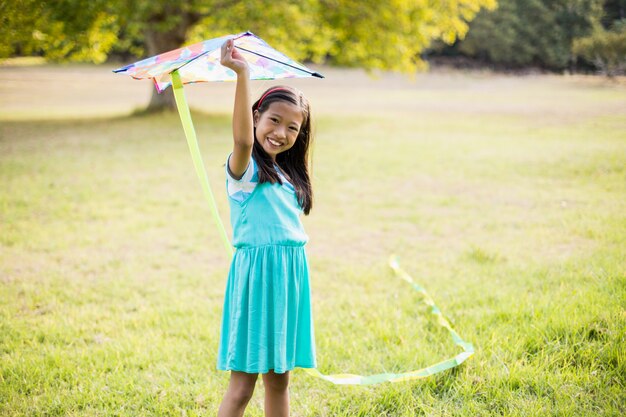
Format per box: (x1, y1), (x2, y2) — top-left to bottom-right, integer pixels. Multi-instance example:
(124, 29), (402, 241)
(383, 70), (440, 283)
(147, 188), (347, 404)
(2, 0), (496, 111)
(0, 0), (117, 62)
(433, 0), (605, 71)
(190, 0), (496, 73)
(102, 1), (230, 110)
(573, 23), (626, 75)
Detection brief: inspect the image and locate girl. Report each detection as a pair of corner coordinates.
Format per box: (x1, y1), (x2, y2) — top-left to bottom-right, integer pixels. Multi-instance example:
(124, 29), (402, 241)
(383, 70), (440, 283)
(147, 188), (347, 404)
(216, 39), (317, 417)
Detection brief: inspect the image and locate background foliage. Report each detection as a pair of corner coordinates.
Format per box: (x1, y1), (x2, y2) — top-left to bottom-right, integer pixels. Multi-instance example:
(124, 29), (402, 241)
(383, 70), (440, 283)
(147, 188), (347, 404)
(432, 0), (626, 74)
(4, 0), (625, 76)
(1, 0), (496, 72)
(573, 20), (626, 75)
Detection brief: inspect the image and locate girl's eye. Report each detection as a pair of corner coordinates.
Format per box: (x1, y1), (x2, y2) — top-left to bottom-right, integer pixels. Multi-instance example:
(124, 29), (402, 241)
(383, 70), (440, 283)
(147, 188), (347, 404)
(289, 126), (299, 132)
(270, 118), (279, 123)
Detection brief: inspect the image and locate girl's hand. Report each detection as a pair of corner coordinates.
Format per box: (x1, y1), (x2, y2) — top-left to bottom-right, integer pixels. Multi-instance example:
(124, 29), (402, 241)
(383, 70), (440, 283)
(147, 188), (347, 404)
(220, 39), (249, 75)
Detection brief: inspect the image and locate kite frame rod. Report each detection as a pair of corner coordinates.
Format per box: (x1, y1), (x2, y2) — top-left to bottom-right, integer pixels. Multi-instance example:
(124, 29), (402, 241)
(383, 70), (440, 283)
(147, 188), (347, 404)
(235, 46), (325, 78)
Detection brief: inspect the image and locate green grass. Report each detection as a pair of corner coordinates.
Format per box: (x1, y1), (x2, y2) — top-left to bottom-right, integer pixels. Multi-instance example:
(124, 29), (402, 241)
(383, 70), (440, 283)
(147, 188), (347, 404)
(1, 66), (625, 416)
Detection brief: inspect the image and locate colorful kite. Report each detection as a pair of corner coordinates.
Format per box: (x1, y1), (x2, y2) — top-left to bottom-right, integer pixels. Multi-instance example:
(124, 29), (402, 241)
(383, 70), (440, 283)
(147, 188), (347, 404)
(114, 31), (474, 385)
(113, 31), (323, 93)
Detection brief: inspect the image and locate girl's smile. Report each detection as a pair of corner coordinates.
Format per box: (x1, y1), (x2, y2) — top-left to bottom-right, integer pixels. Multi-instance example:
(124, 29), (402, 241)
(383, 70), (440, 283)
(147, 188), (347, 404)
(254, 101), (304, 160)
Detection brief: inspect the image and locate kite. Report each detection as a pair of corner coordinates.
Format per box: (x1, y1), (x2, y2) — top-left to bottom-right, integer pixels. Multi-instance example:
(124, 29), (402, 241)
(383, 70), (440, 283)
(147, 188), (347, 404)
(113, 31), (323, 92)
(114, 31), (474, 385)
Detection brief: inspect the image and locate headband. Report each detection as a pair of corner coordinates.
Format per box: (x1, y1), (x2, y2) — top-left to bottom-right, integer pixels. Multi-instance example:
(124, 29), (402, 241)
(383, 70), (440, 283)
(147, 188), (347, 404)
(257, 87), (292, 109)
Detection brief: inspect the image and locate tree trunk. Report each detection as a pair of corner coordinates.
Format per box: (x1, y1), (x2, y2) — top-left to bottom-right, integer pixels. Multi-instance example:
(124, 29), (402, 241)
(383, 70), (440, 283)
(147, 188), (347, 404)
(147, 81), (176, 112)
(143, 12), (202, 112)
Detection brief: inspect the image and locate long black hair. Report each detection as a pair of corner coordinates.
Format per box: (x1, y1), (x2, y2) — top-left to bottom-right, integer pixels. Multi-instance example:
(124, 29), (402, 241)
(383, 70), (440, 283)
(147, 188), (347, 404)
(252, 86), (314, 215)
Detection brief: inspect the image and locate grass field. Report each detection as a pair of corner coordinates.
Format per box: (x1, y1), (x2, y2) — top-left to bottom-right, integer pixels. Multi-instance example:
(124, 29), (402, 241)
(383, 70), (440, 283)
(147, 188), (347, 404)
(1, 64), (625, 416)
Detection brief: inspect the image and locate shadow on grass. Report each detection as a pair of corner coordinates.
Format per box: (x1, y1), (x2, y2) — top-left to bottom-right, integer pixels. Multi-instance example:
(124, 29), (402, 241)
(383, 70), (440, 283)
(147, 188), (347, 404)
(0, 106), (230, 127)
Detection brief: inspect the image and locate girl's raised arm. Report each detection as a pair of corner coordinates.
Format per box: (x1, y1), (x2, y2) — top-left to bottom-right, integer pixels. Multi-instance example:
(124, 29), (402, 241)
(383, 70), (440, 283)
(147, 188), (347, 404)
(220, 39), (253, 179)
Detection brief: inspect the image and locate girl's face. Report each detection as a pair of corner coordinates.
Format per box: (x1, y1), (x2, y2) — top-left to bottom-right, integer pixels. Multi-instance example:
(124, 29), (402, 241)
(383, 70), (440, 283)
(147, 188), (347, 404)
(254, 101), (304, 161)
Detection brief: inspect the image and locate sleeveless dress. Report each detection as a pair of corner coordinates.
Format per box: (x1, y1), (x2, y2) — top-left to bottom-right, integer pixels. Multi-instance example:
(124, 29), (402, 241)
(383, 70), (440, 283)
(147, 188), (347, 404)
(216, 155), (317, 374)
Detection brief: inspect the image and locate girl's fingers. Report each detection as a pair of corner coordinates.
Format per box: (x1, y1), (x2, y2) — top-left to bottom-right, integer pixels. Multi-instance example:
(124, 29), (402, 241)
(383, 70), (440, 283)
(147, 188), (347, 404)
(221, 40), (232, 58)
(220, 38), (248, 72)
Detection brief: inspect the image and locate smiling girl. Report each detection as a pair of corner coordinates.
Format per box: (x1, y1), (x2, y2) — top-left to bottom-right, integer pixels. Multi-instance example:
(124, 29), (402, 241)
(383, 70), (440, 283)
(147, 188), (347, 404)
(216, 39), (317, 417)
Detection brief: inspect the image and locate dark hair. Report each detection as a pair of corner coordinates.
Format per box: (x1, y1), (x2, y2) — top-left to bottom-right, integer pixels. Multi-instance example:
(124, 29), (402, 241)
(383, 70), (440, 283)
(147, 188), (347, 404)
(252, 86), (314, 215)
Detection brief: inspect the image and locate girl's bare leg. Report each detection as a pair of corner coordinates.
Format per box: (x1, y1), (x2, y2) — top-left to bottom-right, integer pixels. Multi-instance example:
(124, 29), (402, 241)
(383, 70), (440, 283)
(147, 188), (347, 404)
(262, 370), (290, 417)
(218, 371), (259, 417)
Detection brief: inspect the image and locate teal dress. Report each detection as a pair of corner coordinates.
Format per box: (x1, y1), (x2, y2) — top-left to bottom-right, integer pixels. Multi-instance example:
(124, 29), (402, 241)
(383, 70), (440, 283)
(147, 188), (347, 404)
(216, 155), (317, 374)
